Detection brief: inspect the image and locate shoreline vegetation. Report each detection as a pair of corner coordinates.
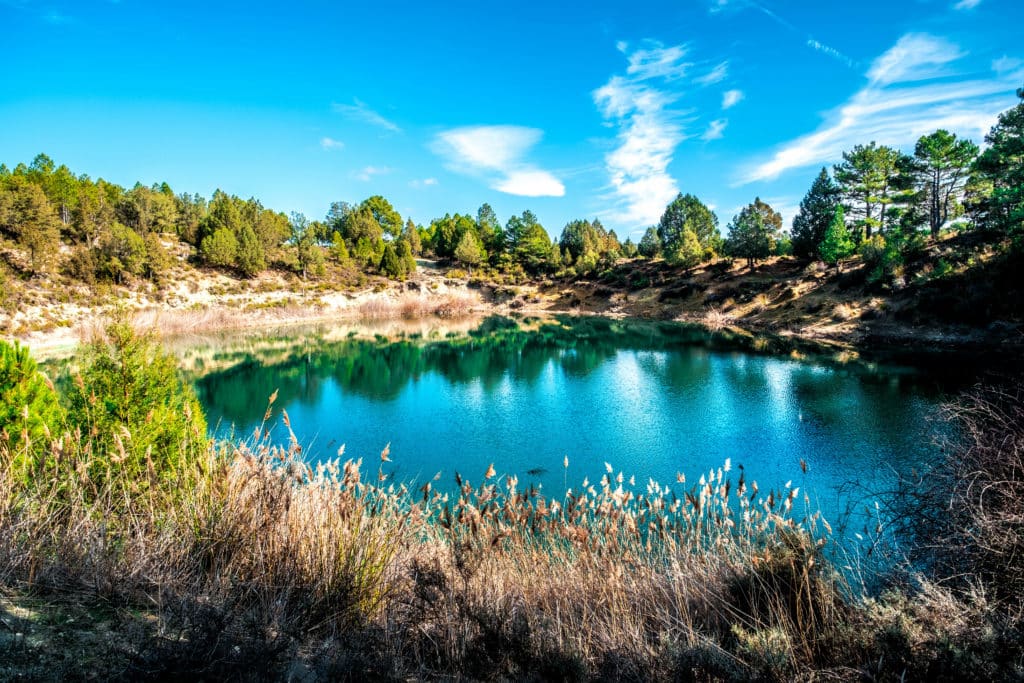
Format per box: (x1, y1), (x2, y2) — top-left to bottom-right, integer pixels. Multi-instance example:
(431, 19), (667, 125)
(2, 321), (1024, 680)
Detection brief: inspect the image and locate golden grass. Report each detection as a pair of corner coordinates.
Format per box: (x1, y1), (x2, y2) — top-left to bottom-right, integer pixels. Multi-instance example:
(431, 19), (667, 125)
(358, 291), (480, 320)
(3, 384), (1022, 679)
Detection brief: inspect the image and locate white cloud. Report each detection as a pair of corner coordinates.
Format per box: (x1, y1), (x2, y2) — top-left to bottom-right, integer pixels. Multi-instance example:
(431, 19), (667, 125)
(320, 137), (344, 151)
(620, 40), (692, 81)
(954, 0), (981, 9)
(494, 171), (566, 197)
(695, 61), (729, 86)
(432, 125), (565, 197)
(410, 177), (439, 188)
(993, 56), (1023, 74)
(355, 166), (390, 181)
(806, 39), (855, 68)
(331, 98), (402, 133)
(866, 33), (964, 86)
(702, 119), (728, 141)
(742, 33), (1016, 184)
(722, 89), (744, 109)
(593, 71), (685, 227)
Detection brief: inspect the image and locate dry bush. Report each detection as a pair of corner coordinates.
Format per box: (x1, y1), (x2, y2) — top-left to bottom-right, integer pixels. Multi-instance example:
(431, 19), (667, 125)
(896, 386), (1024, 605)
(703, 307), (733, 331)
(832, 303), (858, 321)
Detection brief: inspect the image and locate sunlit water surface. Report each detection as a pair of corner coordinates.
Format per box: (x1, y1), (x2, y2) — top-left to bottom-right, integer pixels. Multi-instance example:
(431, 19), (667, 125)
(183, 316), (961, 543)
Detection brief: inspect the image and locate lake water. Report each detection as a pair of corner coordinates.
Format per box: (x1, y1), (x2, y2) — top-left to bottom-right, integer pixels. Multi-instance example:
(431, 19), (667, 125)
(185, 315), (956, 538)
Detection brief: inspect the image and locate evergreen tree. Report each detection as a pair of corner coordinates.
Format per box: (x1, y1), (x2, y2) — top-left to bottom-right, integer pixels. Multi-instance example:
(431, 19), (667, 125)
(401, 218), (422, 255)
(913, 130), (978, 237)
(834, 142), (905, 239)
(454, 229), (485, 271)
(791, 168), (840, 259)
(397, 239), (417, 275)
(726, 198), (781, 268)
(235, 223), (266, 276)
(379, 242), (404, 279)
(973, 88), (1024, 239)
(199, 227), (238, 268)
(0, 340), (63, 482)
(331, 230), (351, 264)
(657, 193), (721, 258)
(638, 226), (661, 258)
(666, 227), (702, 272)
(819, 205), (855, 270)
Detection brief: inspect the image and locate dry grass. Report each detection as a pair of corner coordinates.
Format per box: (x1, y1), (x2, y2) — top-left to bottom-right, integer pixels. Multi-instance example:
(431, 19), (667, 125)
(703, 307), (734, 331)
(832, 302), (858, 321)
(3, 370), (1024, 679)
(359, 291), (480, 320)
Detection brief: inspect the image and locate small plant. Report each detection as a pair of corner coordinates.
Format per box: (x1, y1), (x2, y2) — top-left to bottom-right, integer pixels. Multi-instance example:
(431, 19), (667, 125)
(0, 340), (63, 482)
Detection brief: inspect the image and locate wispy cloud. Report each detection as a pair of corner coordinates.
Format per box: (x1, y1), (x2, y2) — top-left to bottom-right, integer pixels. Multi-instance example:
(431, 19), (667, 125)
(354, 166), (390, 182)
(702, 119), (728, 141)
(954, 0), (981, 9)
(331, 98), (402, 133)
(866, 33), (964, 85)
(320, 137), (344, 151)
(410, 177), (438, 189)
(993, 56), (1023, 74)
(741, 33), (1019, 184)
(593, 41), (692, 227)
(432, 125), (565, 197)
(722, 89), (744, 109)
(620, 40), (692, 80)
(806, 39), (855, 68)
(695, 61), (729, 86)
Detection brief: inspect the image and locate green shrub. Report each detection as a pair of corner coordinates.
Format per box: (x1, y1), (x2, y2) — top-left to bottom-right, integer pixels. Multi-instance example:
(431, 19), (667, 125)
(0, 340), (63, 481)
(64, 318), (207, 490)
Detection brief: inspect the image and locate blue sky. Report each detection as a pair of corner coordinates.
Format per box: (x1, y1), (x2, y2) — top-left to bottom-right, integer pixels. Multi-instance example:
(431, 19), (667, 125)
(2, 0), (1022, 241)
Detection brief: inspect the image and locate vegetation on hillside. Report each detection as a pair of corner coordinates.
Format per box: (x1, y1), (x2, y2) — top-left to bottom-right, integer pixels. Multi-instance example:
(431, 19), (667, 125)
(1, 89), (1021, 319)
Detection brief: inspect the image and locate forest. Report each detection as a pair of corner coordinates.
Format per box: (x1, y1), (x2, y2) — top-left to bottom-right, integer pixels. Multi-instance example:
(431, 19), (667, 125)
(2, 88), (1021, 298)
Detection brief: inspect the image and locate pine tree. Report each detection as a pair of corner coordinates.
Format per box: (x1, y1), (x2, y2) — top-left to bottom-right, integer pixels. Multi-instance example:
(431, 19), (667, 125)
(379, 242), (404, 279)
(666, 227), (702, 272)
(235, 223), (266, 276)
(454, 230), (485, 271)
(819, 205), (855, 271)
(792, 168), (840, 259)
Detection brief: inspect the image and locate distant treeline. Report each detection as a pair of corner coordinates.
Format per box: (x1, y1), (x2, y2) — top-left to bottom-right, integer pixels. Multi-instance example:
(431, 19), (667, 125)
(1, 88), (1020, 287)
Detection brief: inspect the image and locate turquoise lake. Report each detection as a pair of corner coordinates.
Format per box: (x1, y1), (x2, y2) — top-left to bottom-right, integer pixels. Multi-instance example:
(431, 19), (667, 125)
(186, 316), (956, 537)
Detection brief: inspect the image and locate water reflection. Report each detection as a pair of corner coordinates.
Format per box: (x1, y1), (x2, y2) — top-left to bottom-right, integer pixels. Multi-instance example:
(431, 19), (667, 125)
(190, 315), (957, 540)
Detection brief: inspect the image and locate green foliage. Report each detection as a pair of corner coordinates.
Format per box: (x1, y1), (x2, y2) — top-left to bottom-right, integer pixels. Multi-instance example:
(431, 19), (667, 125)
(658, 193), (721, 259)
(379, 242), (404, 279)
(235, 223), (266, 276)
(0, 340), (63, 481)
(726, 198), (782, 268)
(621, 237), (638, 258)
(331, 230), (351, 264)
(64, 320), (207, 489)
(0, 177), (61, 273)
(401, 218), (422, 255)
(792, 168), (841, 259)
(143, 232), (173, 281)
(973, 88), (1024, 240)
(913, 130), (979, 237)
(397, 239), (417, 275)
(360, 195), (403, 238)
(454, 230), (485, 269)
(819, 206), (855, 268)
(834, 142), (910, 239)
(100, 223), (148, 282)
(638, 226), (661, 258)
(665, 227), (702, 271)
(200, 227), (239, 268)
